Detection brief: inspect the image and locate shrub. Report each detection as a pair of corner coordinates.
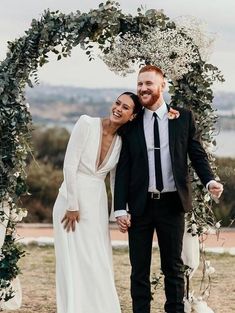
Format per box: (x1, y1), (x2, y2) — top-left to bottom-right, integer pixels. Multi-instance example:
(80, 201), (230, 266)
(214, 158), (235, 226)
(21, 160), (63, 222)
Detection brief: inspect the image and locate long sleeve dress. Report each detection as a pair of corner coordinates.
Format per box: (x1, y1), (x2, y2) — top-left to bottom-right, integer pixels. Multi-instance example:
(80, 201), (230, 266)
(53, 115), (122, 313)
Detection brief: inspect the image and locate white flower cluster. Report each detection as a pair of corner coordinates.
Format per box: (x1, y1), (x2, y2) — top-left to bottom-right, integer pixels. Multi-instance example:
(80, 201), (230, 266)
(184, 294), (215, 313)
(0, 249), (5, 261)
(191, 222), (198, 235)
(101, 25), (201, 80)
(205, 260), (215, 275)
(174, 16), (215, 62)
(189, 220), (220, 237)
(10, 208), (27, 222)
(101, 33), (138, 76)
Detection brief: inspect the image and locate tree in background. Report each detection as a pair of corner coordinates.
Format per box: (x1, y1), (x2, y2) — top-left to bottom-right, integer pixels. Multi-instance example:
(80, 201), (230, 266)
(22, 160), (63, 222)
(32, 125), (69, 168)
(214, 158), (235, 226)
(22, 126), (67, 222)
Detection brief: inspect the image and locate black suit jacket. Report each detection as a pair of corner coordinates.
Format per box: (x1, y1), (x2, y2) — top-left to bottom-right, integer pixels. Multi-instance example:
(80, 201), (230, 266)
(114, 107), (215, 215)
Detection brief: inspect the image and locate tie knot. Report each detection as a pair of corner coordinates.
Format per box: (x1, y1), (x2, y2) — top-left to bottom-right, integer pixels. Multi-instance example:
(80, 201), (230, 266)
(153, 112), (158, 119)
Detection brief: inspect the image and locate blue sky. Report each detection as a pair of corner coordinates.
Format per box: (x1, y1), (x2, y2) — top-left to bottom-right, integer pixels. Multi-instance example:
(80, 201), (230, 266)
(0, 0), (234, 91)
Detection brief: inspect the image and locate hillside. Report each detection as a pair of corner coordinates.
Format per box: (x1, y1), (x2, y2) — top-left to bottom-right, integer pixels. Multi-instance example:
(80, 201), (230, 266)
(26, 85), (235, 127)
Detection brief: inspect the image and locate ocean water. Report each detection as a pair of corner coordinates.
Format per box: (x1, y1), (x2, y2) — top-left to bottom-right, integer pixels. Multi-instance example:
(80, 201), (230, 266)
(214, 130), (235, 157)
(61, 122), (235, 158)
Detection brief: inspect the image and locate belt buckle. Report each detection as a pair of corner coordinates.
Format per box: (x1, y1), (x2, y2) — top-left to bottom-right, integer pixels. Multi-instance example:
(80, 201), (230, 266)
(151, 192), (160, 200)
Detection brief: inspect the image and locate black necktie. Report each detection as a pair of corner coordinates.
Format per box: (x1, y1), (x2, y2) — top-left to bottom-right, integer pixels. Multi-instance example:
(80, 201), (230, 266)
(153, 112), (163, 192)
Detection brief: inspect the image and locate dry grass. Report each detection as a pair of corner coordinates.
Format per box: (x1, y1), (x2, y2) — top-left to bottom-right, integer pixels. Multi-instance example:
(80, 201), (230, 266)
(5, 245), (235, 313)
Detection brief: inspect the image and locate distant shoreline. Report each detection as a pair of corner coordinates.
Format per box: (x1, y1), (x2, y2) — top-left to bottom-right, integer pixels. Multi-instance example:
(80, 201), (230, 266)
(32, 119), (235, 158)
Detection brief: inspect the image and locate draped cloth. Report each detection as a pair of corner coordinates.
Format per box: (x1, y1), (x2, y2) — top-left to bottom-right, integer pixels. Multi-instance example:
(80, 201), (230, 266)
(181, 221), (200, 278)
(182, 221), (215, 313)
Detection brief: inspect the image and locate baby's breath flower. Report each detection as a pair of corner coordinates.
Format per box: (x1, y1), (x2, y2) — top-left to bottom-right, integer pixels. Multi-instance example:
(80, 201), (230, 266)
(204, 194), (211, 202)
(102, 25), (201, 80)
(174, 16), (215, 62)
(205, 260), (215, 275)
(0, 253), (5, 261)
(191, 223), (198, 235)
(10, 208), (27, 222)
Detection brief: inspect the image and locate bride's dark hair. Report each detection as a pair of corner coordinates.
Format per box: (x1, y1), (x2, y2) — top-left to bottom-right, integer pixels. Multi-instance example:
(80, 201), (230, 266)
(117, 92), (143, 136)
(121, 92), (142, 114)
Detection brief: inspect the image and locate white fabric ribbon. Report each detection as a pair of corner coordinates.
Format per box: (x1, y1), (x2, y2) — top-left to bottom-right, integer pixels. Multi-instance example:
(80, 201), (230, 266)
(184, 297), (215, 313)
(181, 221), (200, 278)
(182, 222), (215, 313)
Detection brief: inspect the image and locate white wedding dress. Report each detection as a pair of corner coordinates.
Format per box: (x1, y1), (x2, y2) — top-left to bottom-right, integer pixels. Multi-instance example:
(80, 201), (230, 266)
(53, 115), (122, 313)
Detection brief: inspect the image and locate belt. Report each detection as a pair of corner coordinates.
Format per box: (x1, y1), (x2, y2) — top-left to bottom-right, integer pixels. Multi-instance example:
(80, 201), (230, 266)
(148, 191), (178, 200)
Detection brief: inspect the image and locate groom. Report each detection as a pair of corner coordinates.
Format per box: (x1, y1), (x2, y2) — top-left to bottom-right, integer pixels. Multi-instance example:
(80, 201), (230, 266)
(114, 65), (223, 313)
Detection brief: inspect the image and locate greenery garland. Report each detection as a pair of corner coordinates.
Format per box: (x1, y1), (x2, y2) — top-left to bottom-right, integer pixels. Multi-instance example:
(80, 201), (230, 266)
(0, 0), (224, 303)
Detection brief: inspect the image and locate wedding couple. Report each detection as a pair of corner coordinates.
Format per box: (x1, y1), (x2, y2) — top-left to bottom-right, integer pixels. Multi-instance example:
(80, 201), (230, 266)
(53, 65), (223, 313)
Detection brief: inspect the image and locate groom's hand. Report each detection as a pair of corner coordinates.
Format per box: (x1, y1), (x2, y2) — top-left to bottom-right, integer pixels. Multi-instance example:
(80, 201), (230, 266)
(208, 181), (223, 200)
(116, 214), (131, 233)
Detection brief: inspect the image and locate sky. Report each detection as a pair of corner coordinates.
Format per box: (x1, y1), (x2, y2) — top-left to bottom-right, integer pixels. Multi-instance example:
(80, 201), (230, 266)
(0, 0), (234, 92)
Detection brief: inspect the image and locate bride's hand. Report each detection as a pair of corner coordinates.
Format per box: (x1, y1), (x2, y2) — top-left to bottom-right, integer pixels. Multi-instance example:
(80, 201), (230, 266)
(61, 210), (80, 232)
(116, 214), (131, 233)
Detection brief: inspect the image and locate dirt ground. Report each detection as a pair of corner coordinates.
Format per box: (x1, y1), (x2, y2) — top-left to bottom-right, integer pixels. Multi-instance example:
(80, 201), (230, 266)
(16, 224), (235, 248)
(5, 245), (235, 313)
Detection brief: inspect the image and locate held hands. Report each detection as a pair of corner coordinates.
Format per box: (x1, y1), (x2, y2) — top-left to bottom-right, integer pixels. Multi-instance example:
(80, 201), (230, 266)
(61, 210), (80, 232)
(116, 214), (131, 233)
(208, 181), (223, 202)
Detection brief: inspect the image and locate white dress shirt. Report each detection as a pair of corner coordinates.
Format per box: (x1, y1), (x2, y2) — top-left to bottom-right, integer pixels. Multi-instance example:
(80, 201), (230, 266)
(144, 103), (176, 192)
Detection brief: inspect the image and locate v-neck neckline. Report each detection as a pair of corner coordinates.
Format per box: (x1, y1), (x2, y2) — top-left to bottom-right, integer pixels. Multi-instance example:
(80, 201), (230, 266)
(96, 118), (117, 172)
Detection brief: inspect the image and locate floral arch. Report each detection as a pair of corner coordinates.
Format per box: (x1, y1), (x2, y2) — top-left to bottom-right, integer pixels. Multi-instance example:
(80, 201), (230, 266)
(0, 0), (224, 305)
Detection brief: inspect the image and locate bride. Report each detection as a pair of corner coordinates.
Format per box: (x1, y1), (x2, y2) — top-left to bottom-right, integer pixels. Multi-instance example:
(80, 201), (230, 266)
(53, 92), (142, 313)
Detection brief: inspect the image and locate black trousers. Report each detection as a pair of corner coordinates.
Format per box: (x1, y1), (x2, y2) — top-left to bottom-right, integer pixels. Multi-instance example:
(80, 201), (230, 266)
(128, 192), (185, 313)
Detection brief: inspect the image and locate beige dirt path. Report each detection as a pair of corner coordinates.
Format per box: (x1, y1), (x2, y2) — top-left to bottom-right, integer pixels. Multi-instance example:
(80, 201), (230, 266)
(16, 223), (235, 248)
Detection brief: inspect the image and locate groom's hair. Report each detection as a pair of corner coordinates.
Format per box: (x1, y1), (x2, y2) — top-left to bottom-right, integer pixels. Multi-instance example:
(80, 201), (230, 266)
(139, 65), (164, 78)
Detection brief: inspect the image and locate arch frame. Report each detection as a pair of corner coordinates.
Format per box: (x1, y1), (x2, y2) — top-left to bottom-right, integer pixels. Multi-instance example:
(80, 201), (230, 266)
(0, 0), (224, 303)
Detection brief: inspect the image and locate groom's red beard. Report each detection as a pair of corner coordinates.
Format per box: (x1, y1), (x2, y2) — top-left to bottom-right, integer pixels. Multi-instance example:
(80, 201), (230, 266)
(138, 90), (161, 108)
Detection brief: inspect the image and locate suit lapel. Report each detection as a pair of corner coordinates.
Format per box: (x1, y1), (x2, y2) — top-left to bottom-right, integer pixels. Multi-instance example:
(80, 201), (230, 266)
(168, 119), (176, 163)
(136, 110), (149, 165)
(167, 104), (176, 163)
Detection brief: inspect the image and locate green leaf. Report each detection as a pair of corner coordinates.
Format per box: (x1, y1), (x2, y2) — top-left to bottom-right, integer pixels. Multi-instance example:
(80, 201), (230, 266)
(52, 49), (59, 54)
(2, 95), (8, 105)
(27, 80), (33, 88)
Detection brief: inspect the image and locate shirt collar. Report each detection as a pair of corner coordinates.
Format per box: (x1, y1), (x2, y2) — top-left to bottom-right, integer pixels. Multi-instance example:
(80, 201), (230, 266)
(144, 102), (167, 120)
